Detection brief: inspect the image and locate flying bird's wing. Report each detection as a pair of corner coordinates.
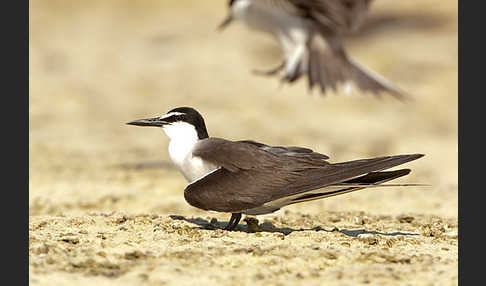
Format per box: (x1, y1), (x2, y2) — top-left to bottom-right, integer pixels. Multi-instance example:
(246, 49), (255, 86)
(184, 138), (423, 213)
(257, 1), (406, 98)
(306, 34), (407, 99)
(288, 0), (373, 34)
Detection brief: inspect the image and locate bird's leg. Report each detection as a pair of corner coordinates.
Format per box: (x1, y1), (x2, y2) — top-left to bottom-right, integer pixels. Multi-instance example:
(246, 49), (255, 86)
(281, 45), (306, 83)
(225, 214), (236, 230)
(281, 60), (302, 83)
(224, 213), (242, 231)
(251, 61), (285, 76)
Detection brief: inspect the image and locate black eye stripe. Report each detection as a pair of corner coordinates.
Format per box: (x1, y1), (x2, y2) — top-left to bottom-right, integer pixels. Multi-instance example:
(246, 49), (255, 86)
(163, 107), (209, 139)
(160, 114), (186, 123)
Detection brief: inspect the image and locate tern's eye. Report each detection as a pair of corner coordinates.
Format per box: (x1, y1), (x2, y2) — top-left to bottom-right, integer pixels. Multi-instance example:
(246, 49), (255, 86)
(161, 112), (186, 123)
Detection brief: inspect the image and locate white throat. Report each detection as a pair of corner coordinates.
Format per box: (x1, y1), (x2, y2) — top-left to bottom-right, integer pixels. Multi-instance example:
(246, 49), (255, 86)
(162, 122), (217, 183)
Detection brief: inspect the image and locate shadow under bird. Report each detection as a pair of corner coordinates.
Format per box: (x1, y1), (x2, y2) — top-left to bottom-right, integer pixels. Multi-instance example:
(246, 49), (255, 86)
(127, 107), (423, 230)
(218, 0), (407, 99)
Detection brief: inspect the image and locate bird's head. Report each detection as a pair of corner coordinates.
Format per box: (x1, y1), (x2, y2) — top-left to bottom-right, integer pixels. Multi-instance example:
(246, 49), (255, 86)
(127, 107), (209, 140)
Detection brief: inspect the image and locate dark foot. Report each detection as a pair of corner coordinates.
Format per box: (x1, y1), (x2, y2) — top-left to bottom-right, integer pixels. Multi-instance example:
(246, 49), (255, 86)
(281, 64), (302, 83)
(251, 61), (285, 77)
(243, 217), (262, 233)
(281, 73), (300, 83)
(224, 213), (242, 231)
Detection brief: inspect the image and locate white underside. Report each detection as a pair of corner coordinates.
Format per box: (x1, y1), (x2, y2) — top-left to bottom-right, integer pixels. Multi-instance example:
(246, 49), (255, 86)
(232, 0), (310, 75)
(175, 153), (218, 183)
(162, 122), (218, 183)
(243, 185), (369, 215)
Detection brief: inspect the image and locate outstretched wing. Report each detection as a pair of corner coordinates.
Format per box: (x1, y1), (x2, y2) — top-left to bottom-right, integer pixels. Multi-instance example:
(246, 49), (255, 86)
(288, 0), (373, 34)
(271, 1), (404, 98)
(306, 34), (407, 99)
(184, 138), (423, 213)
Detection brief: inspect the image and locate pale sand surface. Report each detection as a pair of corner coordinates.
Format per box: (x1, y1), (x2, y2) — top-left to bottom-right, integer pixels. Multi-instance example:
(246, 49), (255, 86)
(29, 0), (457, 285)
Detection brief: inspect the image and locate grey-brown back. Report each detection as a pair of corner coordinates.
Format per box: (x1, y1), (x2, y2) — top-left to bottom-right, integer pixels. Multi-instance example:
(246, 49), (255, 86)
(184, 138), (423, 213)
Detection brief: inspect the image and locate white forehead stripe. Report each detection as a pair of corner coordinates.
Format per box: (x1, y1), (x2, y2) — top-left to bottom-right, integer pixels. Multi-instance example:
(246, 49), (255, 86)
(160, 112), (185, 119)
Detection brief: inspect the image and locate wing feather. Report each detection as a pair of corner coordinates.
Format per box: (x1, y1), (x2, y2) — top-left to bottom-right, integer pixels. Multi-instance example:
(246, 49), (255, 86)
(185, 140), (423, 213)
(286, 0), (373, 34)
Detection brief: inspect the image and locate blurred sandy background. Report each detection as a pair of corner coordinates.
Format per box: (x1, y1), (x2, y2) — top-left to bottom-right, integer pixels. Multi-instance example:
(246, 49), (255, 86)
(29, 0), (457, 285)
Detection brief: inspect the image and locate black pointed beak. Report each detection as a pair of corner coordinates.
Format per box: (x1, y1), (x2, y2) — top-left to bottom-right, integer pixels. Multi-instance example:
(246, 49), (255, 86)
(126, 117), (167, 127)
(217, 15), (233, 32)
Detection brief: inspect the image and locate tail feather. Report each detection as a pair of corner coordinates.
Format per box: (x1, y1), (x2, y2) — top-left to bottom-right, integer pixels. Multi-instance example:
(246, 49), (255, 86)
(244, 168), (423, 215)
(293, 154), (425, 192)
(305, 34), (408, 99)
(348, 58), (409, 100)
(289, 169), (415, 204)
(330, 154), (424, 173)
(244, 155), (424, 215)
(344, 168), (411, 184)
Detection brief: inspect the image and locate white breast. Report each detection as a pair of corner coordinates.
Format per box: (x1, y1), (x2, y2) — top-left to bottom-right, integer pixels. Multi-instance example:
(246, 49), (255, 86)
(163, 122), (218, 182)
(176, 151), (218, 183)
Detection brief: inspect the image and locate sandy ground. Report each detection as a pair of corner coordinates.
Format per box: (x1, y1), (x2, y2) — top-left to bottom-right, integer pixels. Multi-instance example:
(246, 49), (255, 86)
(29, 0), (457, 285)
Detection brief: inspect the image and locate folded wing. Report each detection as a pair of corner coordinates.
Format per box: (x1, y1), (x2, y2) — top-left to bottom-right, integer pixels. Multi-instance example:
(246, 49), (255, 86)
(184, 138), (423, 213)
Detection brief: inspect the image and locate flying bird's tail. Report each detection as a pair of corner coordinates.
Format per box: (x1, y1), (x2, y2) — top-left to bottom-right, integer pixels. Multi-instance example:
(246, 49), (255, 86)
(347, 57), (408, 100)
(306, 34), (408, 100)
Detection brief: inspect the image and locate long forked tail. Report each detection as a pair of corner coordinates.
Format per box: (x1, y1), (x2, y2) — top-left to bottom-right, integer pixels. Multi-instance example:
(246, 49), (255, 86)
(288, 153), (425, 200)
(244, 154), (425, 215)
(244, 168), (424, 216)
(286, 169), (416, 205)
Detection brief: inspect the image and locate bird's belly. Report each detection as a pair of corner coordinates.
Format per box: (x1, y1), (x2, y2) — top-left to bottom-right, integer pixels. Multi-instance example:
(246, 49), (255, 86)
(237, 3), (309, 61)
(235, 1), (305, 33)
(179, 156), (218, 183)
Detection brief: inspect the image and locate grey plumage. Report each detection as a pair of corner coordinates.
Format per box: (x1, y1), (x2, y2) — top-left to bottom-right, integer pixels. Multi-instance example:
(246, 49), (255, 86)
(221, 0), (407, 99)
(184, 137), (423, 214)
(285, 0), (373, 33)
(128, 107), (424, 230)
